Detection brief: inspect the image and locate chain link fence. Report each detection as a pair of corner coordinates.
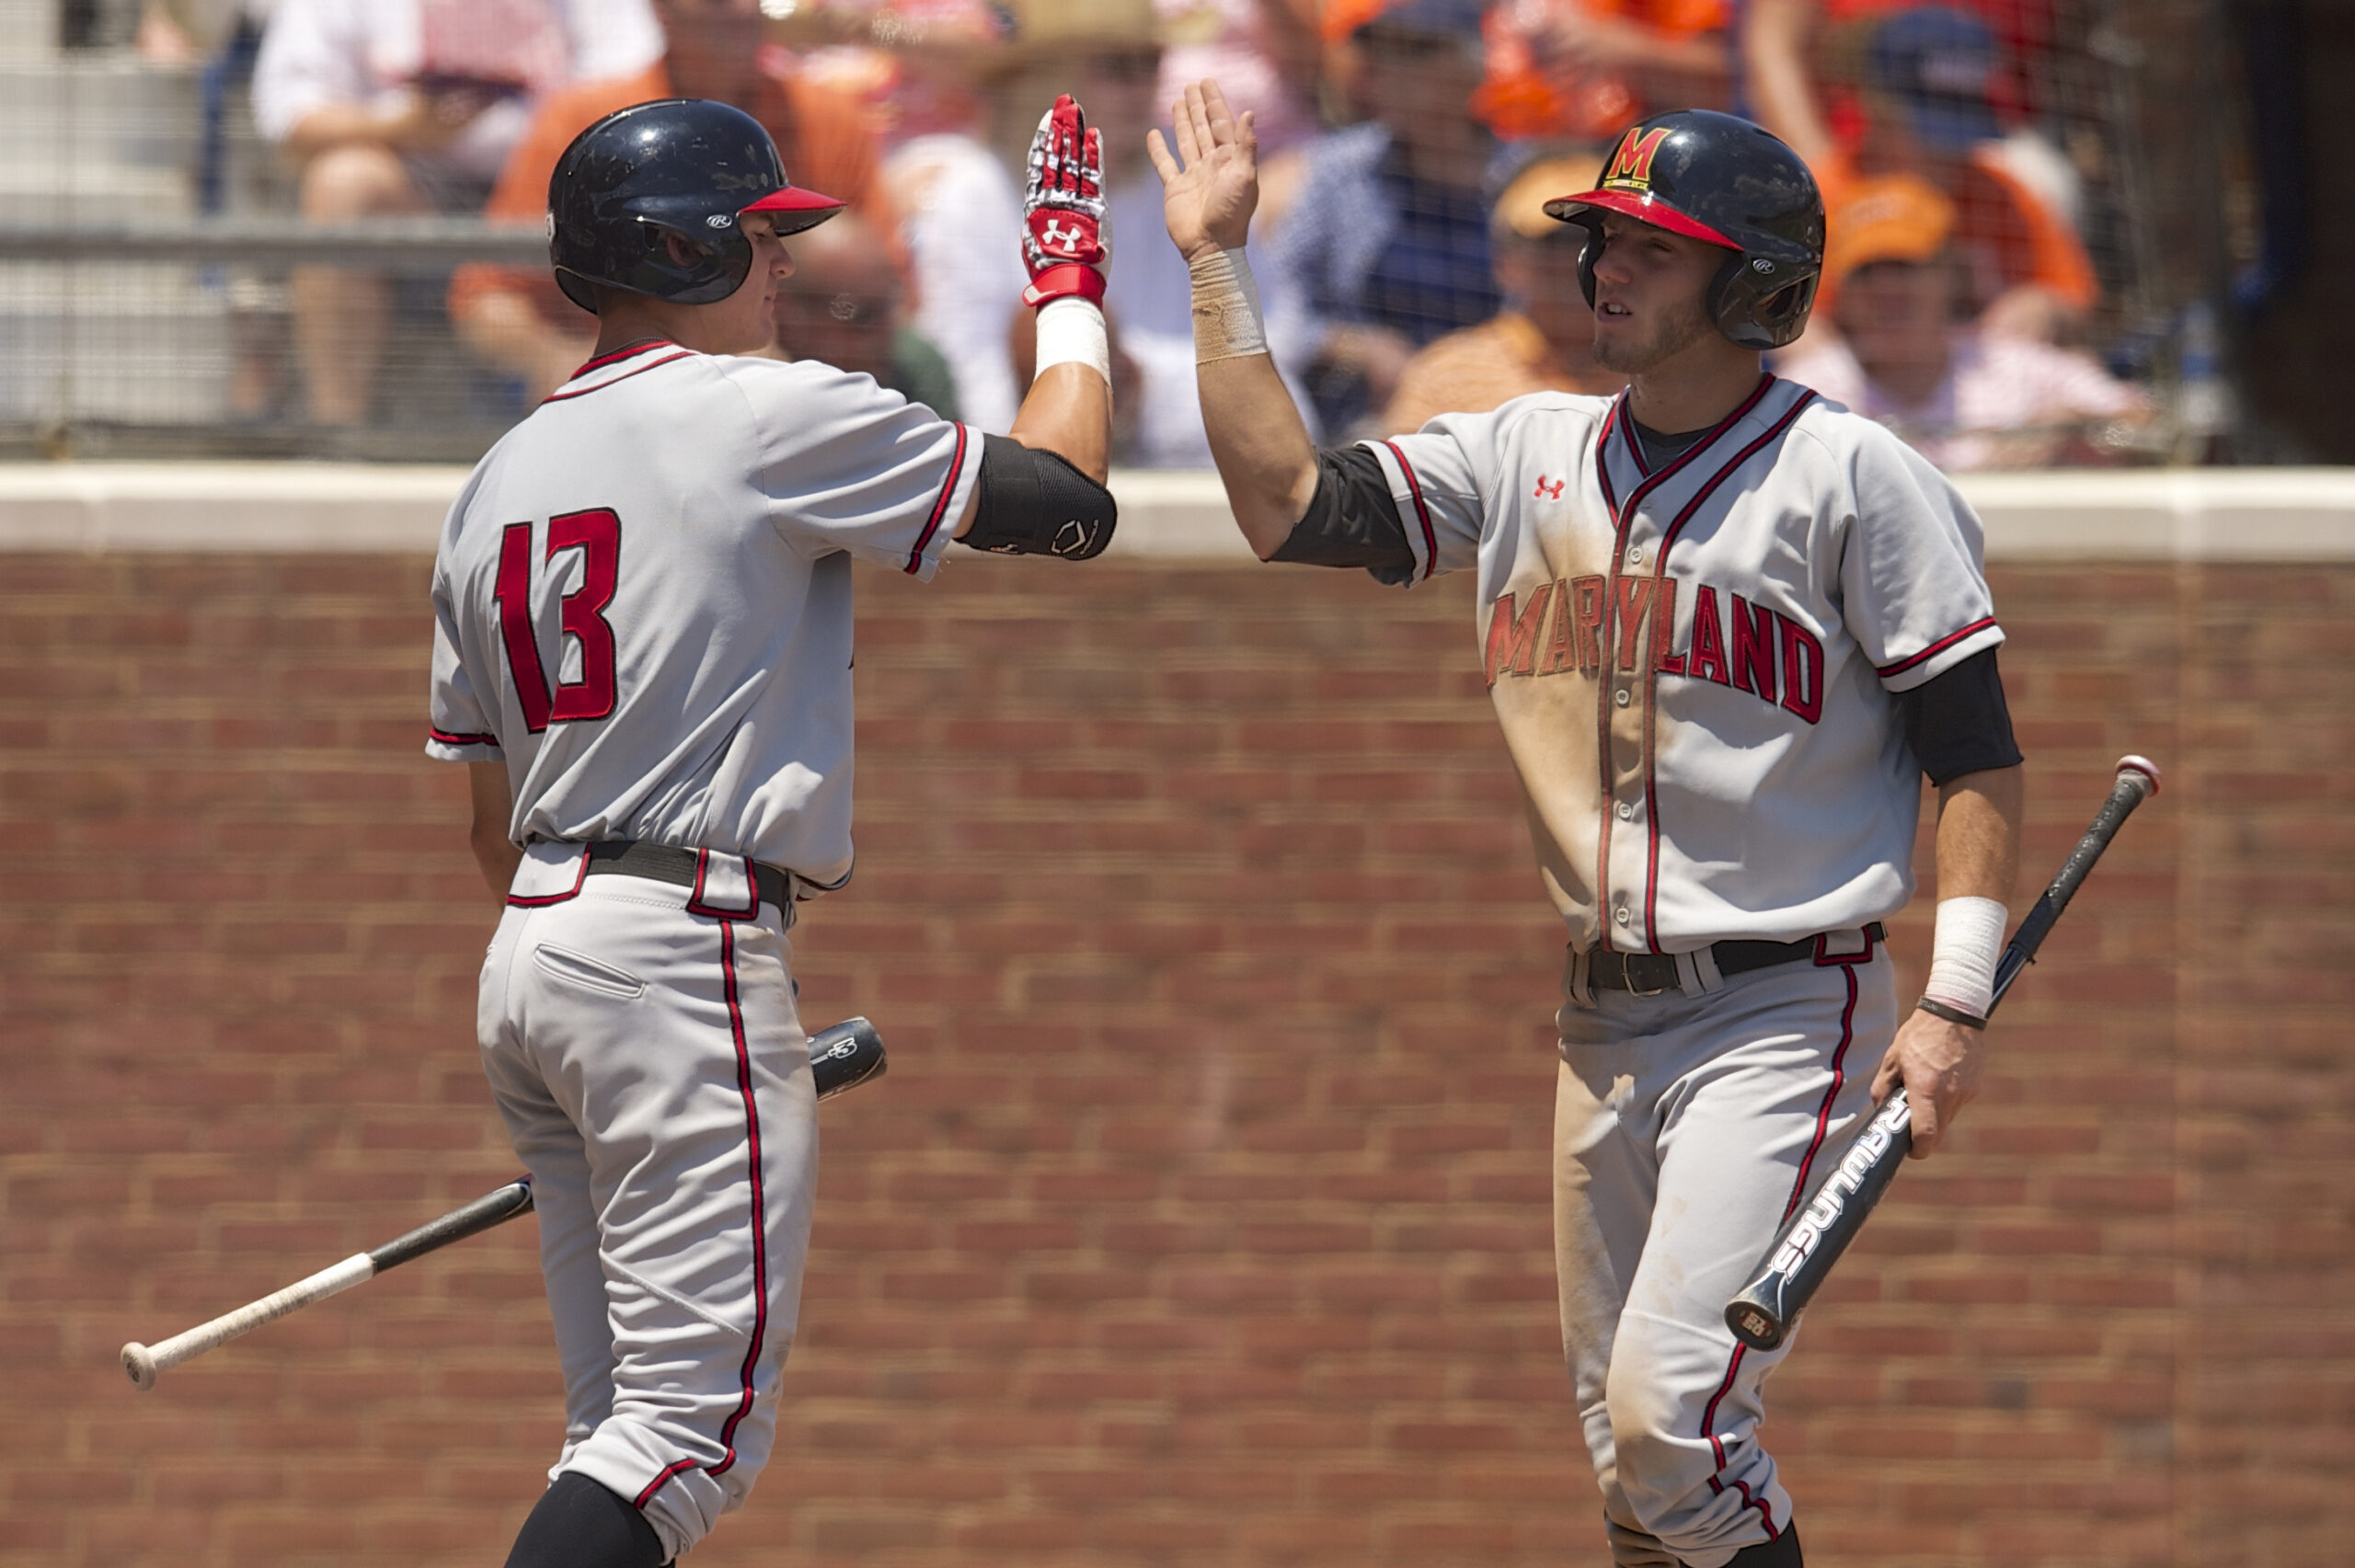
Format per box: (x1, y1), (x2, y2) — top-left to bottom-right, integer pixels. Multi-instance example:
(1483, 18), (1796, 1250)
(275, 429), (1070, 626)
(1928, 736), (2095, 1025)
(0, 0), (2292, 465)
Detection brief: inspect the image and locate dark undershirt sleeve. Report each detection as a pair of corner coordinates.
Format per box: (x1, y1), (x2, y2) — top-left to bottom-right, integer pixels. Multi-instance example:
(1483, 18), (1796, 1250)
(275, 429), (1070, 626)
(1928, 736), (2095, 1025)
(1270, 445), (1419, 585)
(1895, 647), (2026, 785)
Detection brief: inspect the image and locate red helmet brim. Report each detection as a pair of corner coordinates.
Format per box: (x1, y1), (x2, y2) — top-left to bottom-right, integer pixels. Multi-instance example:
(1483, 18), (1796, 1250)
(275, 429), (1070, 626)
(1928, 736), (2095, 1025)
(1543, 188), (1740, 250)
(741, 186), (845, 216)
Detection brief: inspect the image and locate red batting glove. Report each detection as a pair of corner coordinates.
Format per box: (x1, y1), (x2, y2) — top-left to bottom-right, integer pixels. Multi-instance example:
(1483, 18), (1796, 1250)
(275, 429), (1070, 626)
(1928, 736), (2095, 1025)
(1021, 93), (1108, 308)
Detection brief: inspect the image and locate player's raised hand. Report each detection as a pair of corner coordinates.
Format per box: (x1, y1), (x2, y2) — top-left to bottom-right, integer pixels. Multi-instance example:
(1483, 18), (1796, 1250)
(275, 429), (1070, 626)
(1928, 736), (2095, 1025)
(1021, 93), (1109, 308)
(1148, 79), (1258, 263)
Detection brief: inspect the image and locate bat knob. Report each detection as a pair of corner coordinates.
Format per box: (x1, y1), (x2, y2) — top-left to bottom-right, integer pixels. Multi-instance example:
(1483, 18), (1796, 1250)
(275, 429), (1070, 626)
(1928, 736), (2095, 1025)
(1726, 1302), (1788, 1353)
(2116, 754), (2161, 795)
(121, 1342), (158, 1391)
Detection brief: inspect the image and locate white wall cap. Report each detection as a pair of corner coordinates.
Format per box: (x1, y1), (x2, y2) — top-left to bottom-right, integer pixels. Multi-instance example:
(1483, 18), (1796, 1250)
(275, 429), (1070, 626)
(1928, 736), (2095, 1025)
(1, 463), (2351, 561)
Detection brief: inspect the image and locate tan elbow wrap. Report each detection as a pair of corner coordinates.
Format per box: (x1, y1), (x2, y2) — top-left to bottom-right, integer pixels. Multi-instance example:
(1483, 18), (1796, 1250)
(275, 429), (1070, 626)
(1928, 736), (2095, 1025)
(1189, 247), (1269, 364)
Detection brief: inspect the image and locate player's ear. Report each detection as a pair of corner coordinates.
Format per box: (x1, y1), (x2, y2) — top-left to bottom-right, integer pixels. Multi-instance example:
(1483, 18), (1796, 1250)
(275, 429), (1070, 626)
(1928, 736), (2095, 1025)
(662, 230), (713, 269)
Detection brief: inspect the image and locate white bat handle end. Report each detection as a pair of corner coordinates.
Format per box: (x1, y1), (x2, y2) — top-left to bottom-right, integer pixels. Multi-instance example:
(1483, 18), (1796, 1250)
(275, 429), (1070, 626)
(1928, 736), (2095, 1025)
(121, 1342), (159, 1391)
(2116, 754), (2161, 795)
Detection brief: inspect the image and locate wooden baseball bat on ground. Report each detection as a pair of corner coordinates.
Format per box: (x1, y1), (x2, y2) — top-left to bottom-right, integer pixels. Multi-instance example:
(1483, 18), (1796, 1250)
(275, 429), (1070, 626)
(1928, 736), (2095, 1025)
(121, 1016), (886, 1390)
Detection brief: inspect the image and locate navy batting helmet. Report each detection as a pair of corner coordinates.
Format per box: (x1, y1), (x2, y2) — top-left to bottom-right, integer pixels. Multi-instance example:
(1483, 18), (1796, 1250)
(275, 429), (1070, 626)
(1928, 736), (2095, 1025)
(548, 98), (844, 314)
(1545, 109), (1825, 350)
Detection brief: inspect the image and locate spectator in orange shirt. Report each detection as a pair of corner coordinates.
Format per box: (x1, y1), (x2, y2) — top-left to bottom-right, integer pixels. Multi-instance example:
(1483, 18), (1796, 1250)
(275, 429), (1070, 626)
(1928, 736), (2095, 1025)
(1743, 2), (2094, 338)
(450, 0), (884, 400)
(1473, 0), (1732, 143)
(1382, 152), (1615, 431)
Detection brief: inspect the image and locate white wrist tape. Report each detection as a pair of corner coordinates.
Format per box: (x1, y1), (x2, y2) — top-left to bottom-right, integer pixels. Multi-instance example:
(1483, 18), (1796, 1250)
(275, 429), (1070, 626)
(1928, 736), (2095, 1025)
(1033, 296), (1110, 384)
(1189, 247), (1268, 363)
(1926, 895), (2008, 1017)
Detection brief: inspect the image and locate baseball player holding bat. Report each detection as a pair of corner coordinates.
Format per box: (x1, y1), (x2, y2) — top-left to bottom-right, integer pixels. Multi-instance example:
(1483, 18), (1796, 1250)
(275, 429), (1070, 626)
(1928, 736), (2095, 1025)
(1156, 87), (2025, 1568)
(425, 96), (1117, 1567)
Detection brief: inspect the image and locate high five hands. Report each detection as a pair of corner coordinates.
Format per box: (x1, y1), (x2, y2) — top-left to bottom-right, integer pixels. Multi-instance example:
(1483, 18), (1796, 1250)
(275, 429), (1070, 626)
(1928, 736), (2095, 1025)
(1148, 80), (1260, 264)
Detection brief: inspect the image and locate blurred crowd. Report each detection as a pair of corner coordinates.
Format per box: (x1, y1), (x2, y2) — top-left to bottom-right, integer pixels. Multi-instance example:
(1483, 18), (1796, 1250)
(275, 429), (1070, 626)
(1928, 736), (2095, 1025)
(133, 0), (2155, 469)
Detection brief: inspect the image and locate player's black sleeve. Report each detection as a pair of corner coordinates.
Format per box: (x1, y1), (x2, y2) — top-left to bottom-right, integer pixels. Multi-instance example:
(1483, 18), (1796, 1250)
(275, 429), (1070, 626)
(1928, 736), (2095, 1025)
(965, 433), (1116, 559)
(1271, 445), (1418, 585)
(1895, 647), (2025, 785)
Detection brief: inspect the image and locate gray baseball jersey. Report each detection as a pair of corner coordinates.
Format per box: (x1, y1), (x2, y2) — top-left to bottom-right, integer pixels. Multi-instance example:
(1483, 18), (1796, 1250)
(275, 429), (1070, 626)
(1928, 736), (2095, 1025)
(427, 338), (979, 1558)
(1352, 372), (2005, 1565)
(427, 338), (982, 891)
(1364, 373), (2002, 953)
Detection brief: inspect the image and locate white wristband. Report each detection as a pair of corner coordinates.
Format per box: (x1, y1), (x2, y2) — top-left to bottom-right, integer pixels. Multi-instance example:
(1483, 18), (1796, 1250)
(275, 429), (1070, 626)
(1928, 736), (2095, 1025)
(1189, 246), (1268, 363)
(1926, 895), (2007, 1018)
(1033, 296), (1110, 384)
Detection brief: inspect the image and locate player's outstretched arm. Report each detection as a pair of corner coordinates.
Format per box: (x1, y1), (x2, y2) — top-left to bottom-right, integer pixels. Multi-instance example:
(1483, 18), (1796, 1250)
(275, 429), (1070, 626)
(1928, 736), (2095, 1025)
(1149, 79), (1319, 558)
(951, 94), (1118, 555)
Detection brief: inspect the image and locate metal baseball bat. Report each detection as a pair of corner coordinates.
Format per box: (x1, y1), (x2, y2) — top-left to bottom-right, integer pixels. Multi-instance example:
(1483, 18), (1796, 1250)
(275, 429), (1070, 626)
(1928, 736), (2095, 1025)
(122, 1016), (886, 1391)
(1723, 757), (2160, 1352)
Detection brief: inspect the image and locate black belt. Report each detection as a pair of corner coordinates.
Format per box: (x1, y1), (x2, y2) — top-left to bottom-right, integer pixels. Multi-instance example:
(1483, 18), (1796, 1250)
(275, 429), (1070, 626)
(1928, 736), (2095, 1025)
(582, 840), (792, 911)
(1585, 923), (1884, 994)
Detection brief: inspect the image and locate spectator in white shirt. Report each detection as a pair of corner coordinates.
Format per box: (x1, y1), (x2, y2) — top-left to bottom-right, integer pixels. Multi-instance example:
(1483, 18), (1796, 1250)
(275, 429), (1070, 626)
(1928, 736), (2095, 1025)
(252, 0), (662, 424)
(1775, 173), (2151, 471)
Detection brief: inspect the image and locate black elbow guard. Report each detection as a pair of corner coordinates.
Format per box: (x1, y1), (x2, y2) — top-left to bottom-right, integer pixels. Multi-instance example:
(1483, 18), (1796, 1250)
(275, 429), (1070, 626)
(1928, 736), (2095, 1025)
(964, 433), (1117, 560)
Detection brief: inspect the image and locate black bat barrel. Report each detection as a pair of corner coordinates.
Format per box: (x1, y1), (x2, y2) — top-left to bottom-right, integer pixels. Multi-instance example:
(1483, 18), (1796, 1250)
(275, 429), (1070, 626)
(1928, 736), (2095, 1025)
(1723, 759), (2158, 1351)
(809, 1015), (886, 1100)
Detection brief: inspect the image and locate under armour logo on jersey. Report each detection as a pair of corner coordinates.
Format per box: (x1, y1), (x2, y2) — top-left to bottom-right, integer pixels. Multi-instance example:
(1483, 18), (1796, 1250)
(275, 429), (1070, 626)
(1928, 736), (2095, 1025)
(1534, 476), (1566, 500)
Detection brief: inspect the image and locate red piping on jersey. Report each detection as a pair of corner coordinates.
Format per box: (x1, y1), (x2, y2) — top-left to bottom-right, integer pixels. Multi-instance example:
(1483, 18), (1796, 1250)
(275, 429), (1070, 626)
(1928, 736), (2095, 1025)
(1590, 375), (1775, 950)
(638, 917), (772, 1507)
(1381, 440), (1441, 580)
(504, 843), (590, 908)
(1638, 386), (1818, 950)
(1877, 616), (1999, 679)
(686, 849), (762, 920)
(1615, 394), (1653, 478)
(543, 351), (695, 402)
(904, 422), (969, 574)
(574, 338), (677, 376)
(1685, 957), (1862, 1539)
(709, 919), (768, 1476)
(428, 725), (498, 748)
(1595, 404), (1624, 516)
(1783, 963), (1860, 1225)
(634, 1457), (699, 1511)
(1698, 1344), (1779, 1539)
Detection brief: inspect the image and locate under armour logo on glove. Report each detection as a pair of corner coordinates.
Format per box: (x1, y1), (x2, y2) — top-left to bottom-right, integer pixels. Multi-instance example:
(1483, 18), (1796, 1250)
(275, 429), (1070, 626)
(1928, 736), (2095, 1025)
(1021, 94), (1109, 307)
(1036, 217), (1088, 257)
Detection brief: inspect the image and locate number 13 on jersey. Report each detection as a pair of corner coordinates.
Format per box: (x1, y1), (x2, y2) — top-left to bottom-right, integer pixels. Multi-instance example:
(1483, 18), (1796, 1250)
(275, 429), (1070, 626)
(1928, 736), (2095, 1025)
(494, 509), (621, 733)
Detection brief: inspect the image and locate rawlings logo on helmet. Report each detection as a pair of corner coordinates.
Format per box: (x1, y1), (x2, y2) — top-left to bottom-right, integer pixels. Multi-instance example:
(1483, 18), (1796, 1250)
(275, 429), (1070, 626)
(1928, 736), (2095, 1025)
(1602, 127), (1673, 191)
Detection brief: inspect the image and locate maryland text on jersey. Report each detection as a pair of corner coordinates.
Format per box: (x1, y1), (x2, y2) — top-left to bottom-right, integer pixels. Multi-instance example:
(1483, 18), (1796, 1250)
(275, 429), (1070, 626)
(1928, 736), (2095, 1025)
(1483, 576), (1829, 727)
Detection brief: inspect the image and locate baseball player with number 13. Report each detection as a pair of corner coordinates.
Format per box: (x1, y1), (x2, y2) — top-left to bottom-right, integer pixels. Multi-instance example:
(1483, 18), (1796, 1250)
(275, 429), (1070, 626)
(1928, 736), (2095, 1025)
(1157, 85), (2027, 1567)
(427, 95), (1118, 1567)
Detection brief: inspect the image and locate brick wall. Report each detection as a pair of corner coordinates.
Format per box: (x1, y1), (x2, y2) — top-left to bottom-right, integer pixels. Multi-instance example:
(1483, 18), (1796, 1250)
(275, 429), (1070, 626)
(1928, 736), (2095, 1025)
(2, 554), (2347, 1568)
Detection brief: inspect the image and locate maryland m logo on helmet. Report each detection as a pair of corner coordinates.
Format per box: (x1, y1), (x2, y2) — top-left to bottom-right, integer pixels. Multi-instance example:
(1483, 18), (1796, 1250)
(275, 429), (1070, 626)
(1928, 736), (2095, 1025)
(1603, 127), (1673, 190)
